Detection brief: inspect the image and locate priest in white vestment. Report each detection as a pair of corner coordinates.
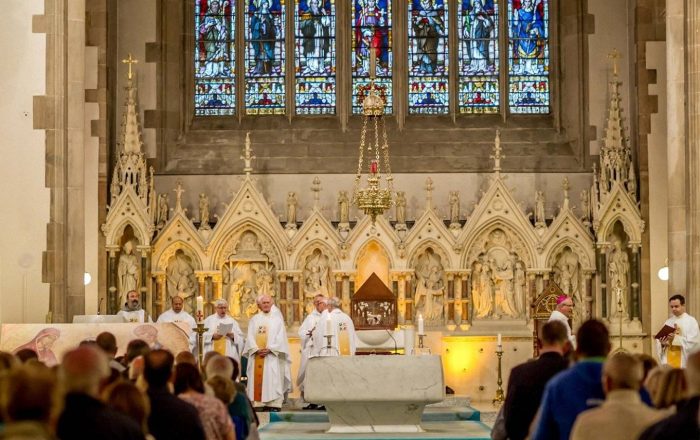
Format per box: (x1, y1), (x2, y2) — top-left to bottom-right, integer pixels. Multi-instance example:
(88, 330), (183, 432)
(243, 294), (291, 411)
(548, 295), (576, 349)
(156, 295), (196, 351)
(312, 297), (357, 357)
(203, 298), (245, 364)
(297, 294), (327, 403)
(117, 290), (153, 323)
(656, 294), (700, 368)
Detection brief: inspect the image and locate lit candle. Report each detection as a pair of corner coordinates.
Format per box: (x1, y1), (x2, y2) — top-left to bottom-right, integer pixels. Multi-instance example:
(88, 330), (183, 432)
(418, 314), (424, 335)
(196, 296), (204, 324)
(325, 314), (333, 336)
(497, 333), (502, 347)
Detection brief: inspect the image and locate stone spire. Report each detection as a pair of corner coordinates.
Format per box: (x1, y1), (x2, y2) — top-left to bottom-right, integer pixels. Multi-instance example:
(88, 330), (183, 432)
(596, 49), (636, 202)
(119, 53), (144, 155)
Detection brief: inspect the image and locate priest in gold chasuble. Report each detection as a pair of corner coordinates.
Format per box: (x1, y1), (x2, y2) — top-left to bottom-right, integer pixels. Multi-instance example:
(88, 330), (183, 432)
(203, 299), (246, 364)
(312, 297), (357, 356)
(243, 294), (291, 411)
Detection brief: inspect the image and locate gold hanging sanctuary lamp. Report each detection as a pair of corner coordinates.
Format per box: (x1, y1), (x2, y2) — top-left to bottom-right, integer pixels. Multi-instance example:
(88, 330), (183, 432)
(352, 45), (394, 223)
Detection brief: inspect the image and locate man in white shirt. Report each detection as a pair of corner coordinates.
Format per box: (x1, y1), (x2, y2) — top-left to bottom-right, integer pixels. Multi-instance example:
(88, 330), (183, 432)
(157, 295), (196, 351)
(297, 294), (326, 408)
(117, 290), (153, 323)
(656, 294), (700, 368)
(548, 295), (576, 349)
(203, 298), (245, 364)
(243, 294), (291, 412)
(312, 297), (357, 356)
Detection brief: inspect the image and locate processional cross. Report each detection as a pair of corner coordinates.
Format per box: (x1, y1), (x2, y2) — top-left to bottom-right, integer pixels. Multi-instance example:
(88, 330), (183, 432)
(122, 53), (138, 80)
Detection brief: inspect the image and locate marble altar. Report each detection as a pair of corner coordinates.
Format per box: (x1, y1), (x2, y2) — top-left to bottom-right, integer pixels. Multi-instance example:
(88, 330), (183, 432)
(304, 355), (445, 433)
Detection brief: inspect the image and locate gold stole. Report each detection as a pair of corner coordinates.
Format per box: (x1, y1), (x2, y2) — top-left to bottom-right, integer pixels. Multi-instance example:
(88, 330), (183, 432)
(213, 321), (227, 355)
(339, 329), (351, 355)
(668, 325), (683, 368)
(254, 324), (268, 402)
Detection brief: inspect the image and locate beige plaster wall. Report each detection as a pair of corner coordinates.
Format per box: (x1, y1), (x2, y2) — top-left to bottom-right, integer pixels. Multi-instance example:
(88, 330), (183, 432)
(0, 1), (50, 323)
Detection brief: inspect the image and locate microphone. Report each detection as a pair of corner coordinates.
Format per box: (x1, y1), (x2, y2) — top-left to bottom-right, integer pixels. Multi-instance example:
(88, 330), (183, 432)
(385, 328), (398, 355)
(98, 298), (104, 315)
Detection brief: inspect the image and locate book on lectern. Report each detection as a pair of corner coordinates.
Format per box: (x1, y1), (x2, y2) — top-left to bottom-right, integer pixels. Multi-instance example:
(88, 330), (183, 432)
(654, 324), (676, 340)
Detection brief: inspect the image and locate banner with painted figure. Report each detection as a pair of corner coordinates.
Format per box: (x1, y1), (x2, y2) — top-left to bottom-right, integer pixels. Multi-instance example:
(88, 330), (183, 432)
(0, 323), (192, 367)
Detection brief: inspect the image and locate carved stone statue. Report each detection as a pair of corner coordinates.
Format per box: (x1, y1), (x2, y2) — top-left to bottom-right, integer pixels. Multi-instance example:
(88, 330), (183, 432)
(117, 240), (140, 307)
(473, 259), (493, 318)
(449, 191), (460, 226)
(174, 180), (185, 212)
(286, 192), (297, 227)
(338, 191), (349, 224)
(413, 248), (445, 323)
(303, 249), (331, 314)
(395, 191), (406, 224)
(157, 194), (169, 229)
(580, 190), (591, 225)
(608, 235), (630, 319)
(254, 265), (274, 297)
(535, 191), (546, 226)
(514, 260), (526, 315)
(492, 256), (518, 318)
(199, 193), (210, 229)
(227, 278), (246, 318)
(166, 249), (197, 310)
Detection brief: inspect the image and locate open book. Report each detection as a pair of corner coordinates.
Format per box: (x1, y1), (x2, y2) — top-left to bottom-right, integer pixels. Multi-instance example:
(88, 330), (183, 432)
(654, 324), (676, 340)
(216, 323), (233, 335)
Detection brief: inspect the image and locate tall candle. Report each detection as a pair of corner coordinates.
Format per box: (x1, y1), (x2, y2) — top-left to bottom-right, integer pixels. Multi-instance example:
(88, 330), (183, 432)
(497, 333), (502, 347)
(196, 296), (204, 323)
(325, 314), (333, 336)
(418, 314), (425, 335)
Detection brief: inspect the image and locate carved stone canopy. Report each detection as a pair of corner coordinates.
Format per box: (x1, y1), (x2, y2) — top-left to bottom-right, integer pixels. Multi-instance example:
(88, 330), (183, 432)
(351, 273), (397, 330)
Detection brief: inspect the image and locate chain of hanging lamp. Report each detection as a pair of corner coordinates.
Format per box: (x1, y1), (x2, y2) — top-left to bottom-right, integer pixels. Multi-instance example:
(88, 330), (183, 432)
(352, 72), (394, 223)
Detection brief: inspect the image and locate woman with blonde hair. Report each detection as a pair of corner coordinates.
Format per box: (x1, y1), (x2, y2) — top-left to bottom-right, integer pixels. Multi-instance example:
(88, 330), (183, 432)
(647, 366), (687, 409)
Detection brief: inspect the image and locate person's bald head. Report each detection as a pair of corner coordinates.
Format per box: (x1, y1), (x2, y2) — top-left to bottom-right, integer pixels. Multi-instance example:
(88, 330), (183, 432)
(686, 351), (700, 395)
(60, 346), (110, 396)
(256, 294), (273, 313)
(602, 352), (643, 393)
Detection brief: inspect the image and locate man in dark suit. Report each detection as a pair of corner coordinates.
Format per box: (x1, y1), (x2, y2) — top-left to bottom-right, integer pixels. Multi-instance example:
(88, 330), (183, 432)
(144, 349), (206, 440)
(638, 350), (700, 440)
(503, 320), (570, 440)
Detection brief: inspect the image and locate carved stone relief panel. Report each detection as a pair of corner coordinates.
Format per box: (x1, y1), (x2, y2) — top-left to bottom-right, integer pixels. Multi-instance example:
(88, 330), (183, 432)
(165, 249), (198, 311)
(302, 248), (333, 315)
(552, 246), (584, 323)
(412, 247), (446, 325)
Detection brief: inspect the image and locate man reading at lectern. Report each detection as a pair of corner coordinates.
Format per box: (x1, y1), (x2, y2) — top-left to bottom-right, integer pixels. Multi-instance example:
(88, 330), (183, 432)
(243, 294), (290, 412)
(656, 294), (699, 368)
(203, 299), (245, 364)
(117, 290), (152, 323)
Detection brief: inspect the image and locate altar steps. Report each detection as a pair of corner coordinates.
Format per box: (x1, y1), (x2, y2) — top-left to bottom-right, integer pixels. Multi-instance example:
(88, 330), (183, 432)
(258, 407), (492, 440)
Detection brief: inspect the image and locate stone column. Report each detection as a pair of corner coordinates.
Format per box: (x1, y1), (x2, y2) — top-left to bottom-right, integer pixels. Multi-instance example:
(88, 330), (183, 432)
(37, 0), (87, 322)
(211, 273), (222, 316)
(584, 272), (594, 320)
(278, 274), (288, 322)
(139, 247), (150, 318)
(155, 274), (166, 317)
(597, 248), (608, 317)
(453, 273), (462, 326)
(446, 273), (455, 325)
(687, 1), (700, 317)
(630, 246), (641, 320)
(292, 274), (301, 325)
(397, 273), (406, 325)
(666, 0), (688, 299)
(107, 247), (118, 314)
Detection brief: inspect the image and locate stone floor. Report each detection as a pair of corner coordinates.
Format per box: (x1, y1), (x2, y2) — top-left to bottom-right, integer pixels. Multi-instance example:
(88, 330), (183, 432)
(257, 406), (492, 440)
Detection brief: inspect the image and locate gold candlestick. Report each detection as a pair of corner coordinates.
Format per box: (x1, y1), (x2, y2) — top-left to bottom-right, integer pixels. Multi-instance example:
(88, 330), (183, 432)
(493, 346), (505, 406)
(192, 322), (208, 369)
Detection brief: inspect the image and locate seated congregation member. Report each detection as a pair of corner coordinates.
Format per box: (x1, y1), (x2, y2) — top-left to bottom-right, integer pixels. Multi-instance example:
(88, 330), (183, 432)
(503, 320), (570, 440)
(531, 319), (612, 440)
(104, 381), (155, 440)
(639, 351), (700, 440)
(96, 331), (126, 374)
(2, 363), (56, 440)
(57, 346), (144, 440)
(243, 294), (291, 412)
(206, 355), (257, 440)
(570, 352), (668, 440)
(174, 362), (235, 440)
(143, 349), (206, 440)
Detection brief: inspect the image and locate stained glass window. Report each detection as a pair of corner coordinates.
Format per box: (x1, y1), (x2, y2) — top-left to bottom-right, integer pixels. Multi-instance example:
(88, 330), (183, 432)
(408, 0), (448, 114)
(295, 0), (336, 115)
(245, 0), (286, 115)
(458, 0), (499, 114)
(351, 0), (393, 114)
(507, 0), (549, 114)
(195, 0), (236, 116)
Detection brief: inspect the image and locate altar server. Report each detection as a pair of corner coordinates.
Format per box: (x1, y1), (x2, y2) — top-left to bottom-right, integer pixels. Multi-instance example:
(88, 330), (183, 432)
(656, 294), (700, 368)
(203, 299), (245, 364)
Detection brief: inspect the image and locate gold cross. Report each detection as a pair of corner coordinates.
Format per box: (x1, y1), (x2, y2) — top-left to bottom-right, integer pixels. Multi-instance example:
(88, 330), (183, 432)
(607, 49), (621, 77)
(122, 53), (138, 80)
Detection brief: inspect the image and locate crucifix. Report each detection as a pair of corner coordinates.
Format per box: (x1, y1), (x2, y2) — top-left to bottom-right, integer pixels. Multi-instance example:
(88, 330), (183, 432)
(121, 53), (138, 80)
(607, 48), (621, 77)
